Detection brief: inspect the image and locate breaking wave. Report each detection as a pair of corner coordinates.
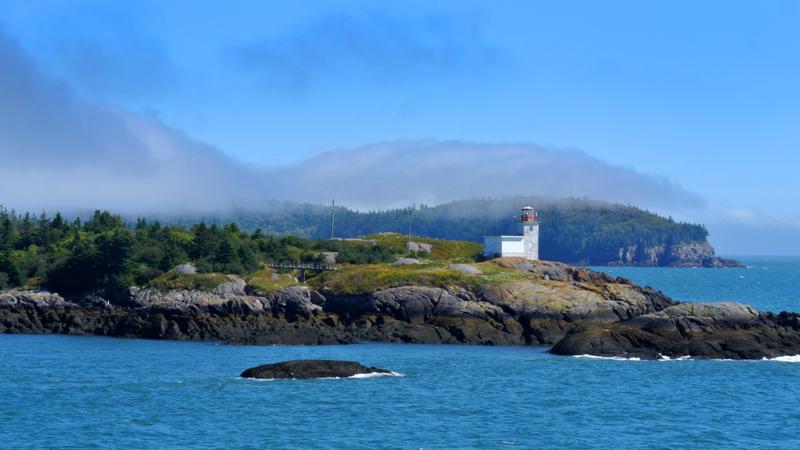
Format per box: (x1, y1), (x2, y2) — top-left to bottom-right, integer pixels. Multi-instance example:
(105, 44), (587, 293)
(762, 355), (800, 362)
(572, 354), (642, 361)
(657, 354), (692, 361)
(349, 371), (405, 379)
(572, 354), (800, 362)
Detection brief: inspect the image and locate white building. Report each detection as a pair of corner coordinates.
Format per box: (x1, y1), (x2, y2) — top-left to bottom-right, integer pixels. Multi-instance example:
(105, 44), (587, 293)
(482, 206), (539, 260)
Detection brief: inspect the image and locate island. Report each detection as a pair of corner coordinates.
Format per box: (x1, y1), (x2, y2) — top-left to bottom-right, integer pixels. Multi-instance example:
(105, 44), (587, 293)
(0, 226), (796, 359)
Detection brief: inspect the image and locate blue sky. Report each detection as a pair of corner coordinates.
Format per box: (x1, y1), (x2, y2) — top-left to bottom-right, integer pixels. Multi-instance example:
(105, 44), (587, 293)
(0, 0), (798, 254)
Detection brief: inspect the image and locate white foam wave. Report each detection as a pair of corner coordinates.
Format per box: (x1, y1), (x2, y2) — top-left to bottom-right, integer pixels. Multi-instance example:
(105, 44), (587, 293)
(572, 354), (800, 362)
(657, 354), (692, 361)
(349, 371), (405, 379)
(572, 354), (642, 361)
(762, 355), (800, 362)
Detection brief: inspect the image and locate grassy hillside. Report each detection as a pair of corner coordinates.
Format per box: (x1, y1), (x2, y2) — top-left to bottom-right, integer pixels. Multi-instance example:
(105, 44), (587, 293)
(364, 233), (483, 260)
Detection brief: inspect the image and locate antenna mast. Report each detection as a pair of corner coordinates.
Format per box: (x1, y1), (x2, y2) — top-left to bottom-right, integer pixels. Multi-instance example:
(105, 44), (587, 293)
(330, 199), (335, 240)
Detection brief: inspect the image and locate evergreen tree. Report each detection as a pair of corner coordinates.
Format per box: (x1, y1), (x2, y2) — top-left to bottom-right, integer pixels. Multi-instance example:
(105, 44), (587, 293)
(19, 213), (35, 249)
(0, 251), (24, 286)
(36, 212), (51, 247)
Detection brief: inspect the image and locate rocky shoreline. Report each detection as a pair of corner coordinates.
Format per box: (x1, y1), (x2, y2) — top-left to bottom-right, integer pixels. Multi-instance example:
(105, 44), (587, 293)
(1, 259), (795, 359)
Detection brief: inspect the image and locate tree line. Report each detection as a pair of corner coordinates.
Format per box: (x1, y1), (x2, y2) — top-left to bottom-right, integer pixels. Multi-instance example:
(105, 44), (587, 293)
(163, 197), (710, 265)
(0, 198), (711, 294)
(0, 208), (401, 296)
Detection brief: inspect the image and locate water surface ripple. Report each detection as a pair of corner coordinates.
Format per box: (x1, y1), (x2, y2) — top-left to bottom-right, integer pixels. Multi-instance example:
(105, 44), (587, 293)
(2, 258), (799, 449)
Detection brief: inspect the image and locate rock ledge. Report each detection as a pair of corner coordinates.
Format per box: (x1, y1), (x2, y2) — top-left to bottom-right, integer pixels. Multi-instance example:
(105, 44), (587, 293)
(240, 360), (392, 379)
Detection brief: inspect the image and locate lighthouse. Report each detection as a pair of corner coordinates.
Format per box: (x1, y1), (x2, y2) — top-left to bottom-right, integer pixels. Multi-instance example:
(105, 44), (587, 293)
(482, 206), (540, 260)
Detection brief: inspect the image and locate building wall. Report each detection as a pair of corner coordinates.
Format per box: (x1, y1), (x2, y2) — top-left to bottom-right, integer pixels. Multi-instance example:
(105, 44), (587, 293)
(500, 236), (525, 256)
(482, 236), (526, 258)
(483, 222), (539, 260)
(522, 223), (539, 260)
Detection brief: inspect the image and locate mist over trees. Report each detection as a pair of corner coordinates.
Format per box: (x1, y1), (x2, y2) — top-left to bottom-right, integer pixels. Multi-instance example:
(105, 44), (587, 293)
(162, 197), (709, 264)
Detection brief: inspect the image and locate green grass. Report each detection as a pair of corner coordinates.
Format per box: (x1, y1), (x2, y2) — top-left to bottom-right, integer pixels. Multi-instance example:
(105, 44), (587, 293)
(147, 272), (230, 291)
(307, 263), (471, 296)
(364, 233), (483, 261)
(471, 260), (532, 286)
(305, 258), (549, 296)
(247, 268), (300, 293)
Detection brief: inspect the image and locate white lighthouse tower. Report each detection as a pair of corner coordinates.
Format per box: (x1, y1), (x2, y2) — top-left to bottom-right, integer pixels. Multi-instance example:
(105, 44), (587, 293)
(482, 206), (540, 260)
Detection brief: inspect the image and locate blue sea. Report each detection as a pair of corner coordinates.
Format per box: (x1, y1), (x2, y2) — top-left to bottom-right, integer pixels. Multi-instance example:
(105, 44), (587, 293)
(2, 257), (799, 449)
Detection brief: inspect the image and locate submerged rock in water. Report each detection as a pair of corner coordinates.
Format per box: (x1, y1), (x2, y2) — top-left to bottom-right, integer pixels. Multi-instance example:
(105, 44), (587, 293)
(240, 360), (392, 379)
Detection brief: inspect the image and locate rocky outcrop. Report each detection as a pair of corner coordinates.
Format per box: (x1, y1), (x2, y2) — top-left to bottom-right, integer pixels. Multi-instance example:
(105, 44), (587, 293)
(550, 302), (800, 359)
(667, 243), (744, 268)
(0, 260), (675, 346)
(407, 241), (433, 254)
(170, 263), (198, 275)
(449, 264), (482, 275)
(1, 258), (795, 359)
(609, 242), (743, 268)
(393, 257), (422, 265)
(240, 360), (391, 379)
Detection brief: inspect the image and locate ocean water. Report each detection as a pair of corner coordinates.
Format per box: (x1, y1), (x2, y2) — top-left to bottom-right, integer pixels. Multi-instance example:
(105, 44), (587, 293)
(590, 256), (800, 313)
(2, 258), (799, 449)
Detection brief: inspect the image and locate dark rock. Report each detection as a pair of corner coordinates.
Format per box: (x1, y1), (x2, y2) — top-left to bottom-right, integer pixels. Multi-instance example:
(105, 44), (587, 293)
(5, 260), (789, 360)
(0, 260), (677, 347)
(240, 360), (391, 379)
(550, 302), (800, 359)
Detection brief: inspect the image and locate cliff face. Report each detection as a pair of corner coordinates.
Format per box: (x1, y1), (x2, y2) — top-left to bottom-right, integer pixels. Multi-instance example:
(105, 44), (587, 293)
(609, 242), (743, 268)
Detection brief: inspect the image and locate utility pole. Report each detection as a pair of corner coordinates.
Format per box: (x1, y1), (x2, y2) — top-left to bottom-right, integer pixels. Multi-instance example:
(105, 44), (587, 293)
(330, 199), (335, 240)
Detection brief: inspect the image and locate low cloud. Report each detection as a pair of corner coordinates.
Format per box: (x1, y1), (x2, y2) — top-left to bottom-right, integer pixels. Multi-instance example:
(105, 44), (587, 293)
(4, 26), (796, 255)
(0, 28), (704, 216)
(235, 12), (505, 92)
(0, 30), (263, 215)
(271, 140), (706, 211)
